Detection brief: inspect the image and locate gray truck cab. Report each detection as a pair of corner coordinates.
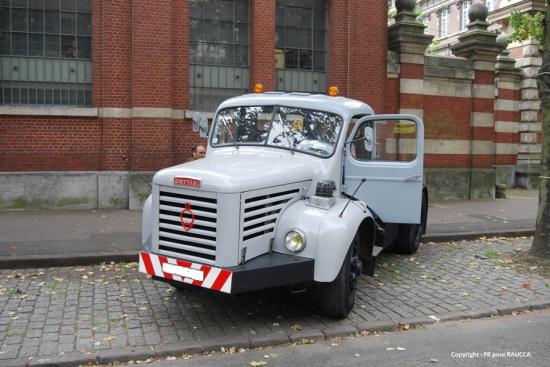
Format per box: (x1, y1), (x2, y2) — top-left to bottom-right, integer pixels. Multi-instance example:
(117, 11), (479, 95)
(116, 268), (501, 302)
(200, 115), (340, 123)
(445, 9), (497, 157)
(139, 90), (427, 318)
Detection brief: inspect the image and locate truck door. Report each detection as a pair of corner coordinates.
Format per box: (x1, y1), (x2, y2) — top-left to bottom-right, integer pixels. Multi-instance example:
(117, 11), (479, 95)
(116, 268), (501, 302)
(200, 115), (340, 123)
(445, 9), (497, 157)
(344, 115), (424, 224)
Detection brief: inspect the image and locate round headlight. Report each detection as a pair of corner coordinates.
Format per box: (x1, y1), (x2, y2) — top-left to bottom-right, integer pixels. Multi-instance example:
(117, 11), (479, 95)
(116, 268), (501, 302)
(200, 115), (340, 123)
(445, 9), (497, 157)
(285, 230), (306, 252)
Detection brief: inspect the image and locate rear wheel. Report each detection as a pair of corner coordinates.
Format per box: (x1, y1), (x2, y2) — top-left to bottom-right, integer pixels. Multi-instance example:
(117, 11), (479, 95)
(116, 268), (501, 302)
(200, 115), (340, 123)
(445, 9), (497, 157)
(317, 234), (362, 318)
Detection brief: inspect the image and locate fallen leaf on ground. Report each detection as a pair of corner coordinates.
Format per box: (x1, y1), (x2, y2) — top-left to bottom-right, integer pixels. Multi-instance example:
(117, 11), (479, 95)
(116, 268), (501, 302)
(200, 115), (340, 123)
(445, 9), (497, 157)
(522, 282), (532, 289)
(104, 335), (116, 341)
(291, 324), (302, 331)
(399, 324), (410, 331)
(250, 361), (267, 367)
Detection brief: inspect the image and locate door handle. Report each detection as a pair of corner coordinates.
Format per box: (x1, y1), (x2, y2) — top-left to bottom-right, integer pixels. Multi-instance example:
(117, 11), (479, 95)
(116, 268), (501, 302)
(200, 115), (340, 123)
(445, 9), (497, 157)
(405, 174), (421, 181)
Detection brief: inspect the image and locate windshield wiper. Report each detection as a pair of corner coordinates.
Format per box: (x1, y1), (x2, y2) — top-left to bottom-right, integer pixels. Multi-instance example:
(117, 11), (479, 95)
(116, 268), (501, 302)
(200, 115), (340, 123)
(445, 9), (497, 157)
(219, 114), (236, 147)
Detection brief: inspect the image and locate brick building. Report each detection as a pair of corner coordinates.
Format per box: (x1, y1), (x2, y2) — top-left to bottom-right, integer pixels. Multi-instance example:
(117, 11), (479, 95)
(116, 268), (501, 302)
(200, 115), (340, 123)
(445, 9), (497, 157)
(0, 0), (542, 210)
(416, 0), (545, 56)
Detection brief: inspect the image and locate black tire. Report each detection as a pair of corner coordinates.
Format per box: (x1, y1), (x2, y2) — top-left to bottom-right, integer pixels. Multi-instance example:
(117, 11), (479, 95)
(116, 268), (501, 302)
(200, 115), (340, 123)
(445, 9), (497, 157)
(316, 234), (362, 318)
(394, 191), (427, 254)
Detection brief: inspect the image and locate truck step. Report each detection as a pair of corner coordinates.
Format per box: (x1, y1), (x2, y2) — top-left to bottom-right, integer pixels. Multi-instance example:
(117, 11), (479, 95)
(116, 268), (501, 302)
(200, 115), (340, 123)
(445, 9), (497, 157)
(372, 245), (384, 257)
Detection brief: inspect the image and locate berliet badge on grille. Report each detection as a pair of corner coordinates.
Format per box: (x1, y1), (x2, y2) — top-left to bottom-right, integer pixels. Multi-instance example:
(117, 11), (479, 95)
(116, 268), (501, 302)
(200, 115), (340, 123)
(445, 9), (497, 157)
(179, 202), (195, 231)
(174, 177), (201, 188)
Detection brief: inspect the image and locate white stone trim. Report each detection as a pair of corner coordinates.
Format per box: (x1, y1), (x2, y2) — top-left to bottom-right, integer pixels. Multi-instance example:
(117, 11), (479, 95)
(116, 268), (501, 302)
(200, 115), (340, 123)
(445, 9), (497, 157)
(0, 106), (194, 119)
(399, 53), (426, 65)
(424, 139), (470, 154)
(0, 106), (98, 117)
(497, 81), (520, 91)
(99, 108), (132, 118)
(185, 110), (215, 120)
(496, 143), (517, 155)
(423, 79), (471, 98)
(519, 100), (541, 111)
(520, 79), (538, 89)
(402, 78), (472, 98)
(399, 109), (423, 119)
(495, 121), (519, 133)
(519, 122), (542, 132)
(518, 144), (542, 154)
(472, 112), (494, 127)
(471, 140), (495, 155)
(400, 79), (424, 95)
(496, 99), (518, 112)
(473, 61), (496, 72)
(425, 139), (495, 155)
(472, 84), (495, 99)
(132, 107), (173, 118)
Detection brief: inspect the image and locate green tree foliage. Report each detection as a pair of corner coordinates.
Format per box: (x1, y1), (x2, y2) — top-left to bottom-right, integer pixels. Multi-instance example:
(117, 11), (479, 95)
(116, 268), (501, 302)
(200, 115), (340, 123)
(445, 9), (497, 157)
(508, 10), (545, 43)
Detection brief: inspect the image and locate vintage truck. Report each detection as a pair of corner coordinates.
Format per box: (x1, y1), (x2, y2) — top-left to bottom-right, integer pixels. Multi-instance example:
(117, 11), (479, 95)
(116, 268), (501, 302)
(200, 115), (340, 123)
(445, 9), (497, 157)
(139, 87), (428, 318)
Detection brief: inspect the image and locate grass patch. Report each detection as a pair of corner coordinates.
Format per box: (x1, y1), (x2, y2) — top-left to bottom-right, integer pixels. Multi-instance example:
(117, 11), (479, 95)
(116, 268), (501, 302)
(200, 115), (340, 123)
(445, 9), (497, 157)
(484, 250), (498, 258)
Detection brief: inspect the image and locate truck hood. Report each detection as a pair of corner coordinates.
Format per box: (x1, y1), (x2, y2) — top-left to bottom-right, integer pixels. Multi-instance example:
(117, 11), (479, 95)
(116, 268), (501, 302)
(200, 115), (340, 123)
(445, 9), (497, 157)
(154, 150), (317, 193)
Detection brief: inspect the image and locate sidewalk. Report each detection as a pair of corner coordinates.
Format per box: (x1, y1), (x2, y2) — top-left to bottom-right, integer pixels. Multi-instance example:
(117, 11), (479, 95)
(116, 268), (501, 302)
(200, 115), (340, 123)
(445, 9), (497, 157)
(0, 189), (539, 268)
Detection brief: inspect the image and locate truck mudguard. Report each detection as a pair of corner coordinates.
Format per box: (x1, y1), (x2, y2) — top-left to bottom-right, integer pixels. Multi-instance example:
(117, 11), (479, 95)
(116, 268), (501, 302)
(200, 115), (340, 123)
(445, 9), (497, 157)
(273, 198), (374, 282)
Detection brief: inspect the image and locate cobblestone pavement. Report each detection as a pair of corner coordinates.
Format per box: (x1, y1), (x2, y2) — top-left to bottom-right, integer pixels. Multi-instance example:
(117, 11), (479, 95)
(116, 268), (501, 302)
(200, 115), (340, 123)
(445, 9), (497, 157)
(1, 238), (549, 366)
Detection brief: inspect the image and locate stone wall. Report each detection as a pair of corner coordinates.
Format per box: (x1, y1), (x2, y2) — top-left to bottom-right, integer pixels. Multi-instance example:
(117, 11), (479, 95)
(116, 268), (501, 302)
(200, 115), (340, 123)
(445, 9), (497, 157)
(386, 1), (540, 200)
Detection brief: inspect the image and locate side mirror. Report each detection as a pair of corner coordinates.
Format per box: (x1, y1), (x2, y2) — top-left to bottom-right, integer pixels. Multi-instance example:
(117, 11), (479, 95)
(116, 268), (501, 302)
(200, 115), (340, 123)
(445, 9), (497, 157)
(363, 127), (374, 151)
(192, 114), (209, 139)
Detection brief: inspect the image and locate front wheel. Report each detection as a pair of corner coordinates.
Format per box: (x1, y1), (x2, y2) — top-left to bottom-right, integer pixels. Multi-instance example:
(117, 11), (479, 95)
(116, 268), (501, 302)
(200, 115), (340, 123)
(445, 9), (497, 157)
(316, 234), (362, 318)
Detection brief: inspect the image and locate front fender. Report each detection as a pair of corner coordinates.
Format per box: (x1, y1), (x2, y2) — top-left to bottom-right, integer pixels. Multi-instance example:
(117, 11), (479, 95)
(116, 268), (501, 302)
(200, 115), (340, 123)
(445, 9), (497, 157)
(273, 199), (373, 282)
(141, 194), (153, 251)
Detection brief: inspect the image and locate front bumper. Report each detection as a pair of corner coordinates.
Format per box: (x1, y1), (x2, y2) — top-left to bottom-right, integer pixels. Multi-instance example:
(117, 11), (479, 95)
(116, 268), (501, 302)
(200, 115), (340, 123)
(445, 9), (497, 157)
(139, 251), (314, 294)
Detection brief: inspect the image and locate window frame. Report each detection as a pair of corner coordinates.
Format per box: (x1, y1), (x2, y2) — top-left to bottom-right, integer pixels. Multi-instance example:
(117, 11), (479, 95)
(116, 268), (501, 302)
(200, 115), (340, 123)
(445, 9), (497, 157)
(275, 0), (327, 72)
(189, 0), (250, 67)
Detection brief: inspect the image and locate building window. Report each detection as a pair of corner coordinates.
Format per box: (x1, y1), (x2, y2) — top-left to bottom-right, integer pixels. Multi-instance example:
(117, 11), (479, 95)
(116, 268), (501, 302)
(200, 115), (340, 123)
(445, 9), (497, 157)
(439, 8), (448, 38)
(275, 0), (327, 72)
(1, 0), (92, 106)
(461, 1), (470, 30)
(189, 0), (249, 112)
(190, 0), (249, 67)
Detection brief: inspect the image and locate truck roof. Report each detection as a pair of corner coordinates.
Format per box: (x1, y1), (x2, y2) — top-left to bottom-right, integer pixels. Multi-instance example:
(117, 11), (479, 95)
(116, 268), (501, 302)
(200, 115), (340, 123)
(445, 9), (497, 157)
(217, 92), (374, 119)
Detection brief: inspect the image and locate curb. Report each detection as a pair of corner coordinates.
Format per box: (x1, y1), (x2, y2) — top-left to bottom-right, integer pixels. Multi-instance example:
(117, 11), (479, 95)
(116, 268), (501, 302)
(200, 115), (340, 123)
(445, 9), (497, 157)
(0, 229), (536, 269)
(422, 229), (535, 243)
(11, 299), (550, 367)
(0, 252), (138, 269)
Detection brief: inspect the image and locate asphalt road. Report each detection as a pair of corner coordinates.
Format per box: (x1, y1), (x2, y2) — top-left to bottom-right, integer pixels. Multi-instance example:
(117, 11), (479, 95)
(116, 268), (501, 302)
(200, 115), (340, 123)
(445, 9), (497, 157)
(131, 310), (550, 367)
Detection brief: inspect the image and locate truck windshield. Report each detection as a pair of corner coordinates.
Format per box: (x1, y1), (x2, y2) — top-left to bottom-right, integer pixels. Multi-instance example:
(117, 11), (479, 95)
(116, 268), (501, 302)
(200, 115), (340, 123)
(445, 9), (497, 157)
(211, 106), (343, 158)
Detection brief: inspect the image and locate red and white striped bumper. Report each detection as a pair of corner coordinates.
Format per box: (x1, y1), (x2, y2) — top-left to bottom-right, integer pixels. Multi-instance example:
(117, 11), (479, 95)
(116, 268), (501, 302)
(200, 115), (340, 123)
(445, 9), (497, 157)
(139, 251), (233, 293)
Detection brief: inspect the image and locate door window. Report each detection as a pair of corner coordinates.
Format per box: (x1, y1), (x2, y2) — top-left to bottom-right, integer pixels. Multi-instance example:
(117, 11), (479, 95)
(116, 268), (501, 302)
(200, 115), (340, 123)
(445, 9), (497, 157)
(351, 119), (417, 162)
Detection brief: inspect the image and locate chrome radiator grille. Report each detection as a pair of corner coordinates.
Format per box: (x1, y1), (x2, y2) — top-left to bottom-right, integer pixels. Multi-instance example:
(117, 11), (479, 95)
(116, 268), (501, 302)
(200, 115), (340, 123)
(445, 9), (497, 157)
(157, 188), (217, 265)
(242, 188), (301, 242)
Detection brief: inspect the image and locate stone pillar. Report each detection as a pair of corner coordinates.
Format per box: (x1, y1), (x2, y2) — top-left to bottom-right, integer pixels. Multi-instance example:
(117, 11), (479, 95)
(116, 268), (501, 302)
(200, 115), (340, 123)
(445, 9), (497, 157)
(516, 40), (543, 188)
(388, 0), (433, 119)
(494, 37), (522, 188)
(451, 3), (500, 198)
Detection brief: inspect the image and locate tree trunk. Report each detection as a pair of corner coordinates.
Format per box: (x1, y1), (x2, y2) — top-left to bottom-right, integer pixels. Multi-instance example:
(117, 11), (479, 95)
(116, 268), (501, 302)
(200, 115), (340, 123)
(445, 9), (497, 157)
(531, 5), (550, 258)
